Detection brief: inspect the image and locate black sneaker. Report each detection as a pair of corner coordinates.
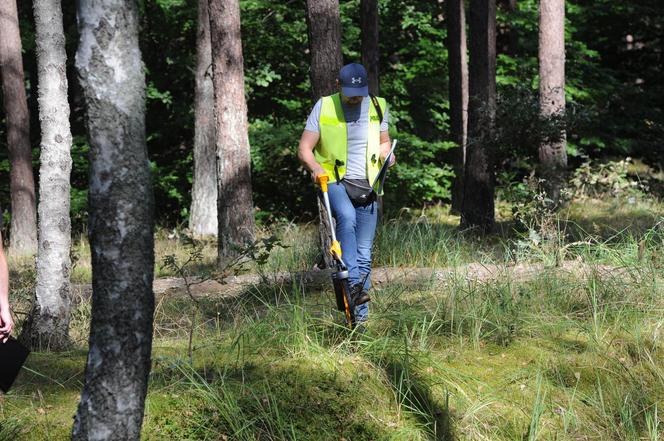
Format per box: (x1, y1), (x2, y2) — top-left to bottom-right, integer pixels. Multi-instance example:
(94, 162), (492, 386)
(351, 284), (371, 305)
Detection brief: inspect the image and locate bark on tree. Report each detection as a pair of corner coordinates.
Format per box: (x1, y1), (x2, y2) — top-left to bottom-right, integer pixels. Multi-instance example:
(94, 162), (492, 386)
(498, 0), (519, 55)
(305, 0), (343, 267)
(447, 0), (469, 214)
(0, 0), (38, 255)
(189, 0), (217, 237)
(507, 0), (518, 56)
(462, 0), (497, 232)
(360, 0), (380, 95)
(305, 0), (343, 99)
(538, 0), (567, 205)
(72, 1), (155, 439)
(208, 0), (256, 258)
(21, 0), (73, 351)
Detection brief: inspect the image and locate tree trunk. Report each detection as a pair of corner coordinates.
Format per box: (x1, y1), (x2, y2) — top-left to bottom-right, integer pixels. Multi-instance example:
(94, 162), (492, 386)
(498, 0), (518, 55)
(305, 0), (343, 99)
(208, 0), (255, 258)
(461, 0), (496, 232)
(189, 0), (217, 237)
(305, 0), (343, 267)
(538, 0), (566, 205)
(507, 0), (518, 56)
(72, 1), (155, 439)
(0, 0), (38, 256)
(21, 0), (73, 351)
(447, 0), (469, 214)
(360, 0), (379, 95)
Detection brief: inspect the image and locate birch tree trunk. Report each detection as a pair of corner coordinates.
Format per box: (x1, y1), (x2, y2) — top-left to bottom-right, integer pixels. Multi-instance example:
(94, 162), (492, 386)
(72, 1), (155, 438)
(208, 0), (256, 258)
(189, 0), (217, 237)
(22, 0), (73, 351)
(462, 0), (497, 232)
(0, 0), (38, 255)
(360, 0), (380, 95)
(447, 0), (469, 214)
(305, 0), (343, 267)
(538, 0), (567, 205)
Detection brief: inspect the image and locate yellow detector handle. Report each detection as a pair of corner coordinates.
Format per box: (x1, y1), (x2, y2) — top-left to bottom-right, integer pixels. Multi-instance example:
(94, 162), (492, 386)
(316, 174), (329, 193)
(329, 240), (342, 260)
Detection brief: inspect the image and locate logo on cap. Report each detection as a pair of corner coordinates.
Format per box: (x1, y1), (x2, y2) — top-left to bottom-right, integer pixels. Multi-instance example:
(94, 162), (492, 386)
(352, 77), (362, 84)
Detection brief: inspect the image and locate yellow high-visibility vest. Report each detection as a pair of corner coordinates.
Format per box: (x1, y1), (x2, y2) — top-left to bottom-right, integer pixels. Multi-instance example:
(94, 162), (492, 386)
(315, 93), (386, 193)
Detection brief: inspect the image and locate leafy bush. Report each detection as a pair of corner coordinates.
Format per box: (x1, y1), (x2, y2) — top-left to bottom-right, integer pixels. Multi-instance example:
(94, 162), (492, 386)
(383, 132), (456, 211)
(249, 119), (316, 223)
(570, 158), (647, 199)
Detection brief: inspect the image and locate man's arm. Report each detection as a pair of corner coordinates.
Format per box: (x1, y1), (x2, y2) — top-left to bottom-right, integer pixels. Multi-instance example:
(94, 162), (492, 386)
(378, 102), (395, 166)
(297, 129), (326, 182)
(379, 131), (396, 166)
(0, 232), (12, 342)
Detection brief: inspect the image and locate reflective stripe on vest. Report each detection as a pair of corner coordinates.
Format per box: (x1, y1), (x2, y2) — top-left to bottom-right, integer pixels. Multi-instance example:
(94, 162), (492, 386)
(315, 93), (386, 193)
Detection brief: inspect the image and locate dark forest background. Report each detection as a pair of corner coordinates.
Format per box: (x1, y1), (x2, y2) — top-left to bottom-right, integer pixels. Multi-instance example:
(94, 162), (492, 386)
(1, 0), (662, 231)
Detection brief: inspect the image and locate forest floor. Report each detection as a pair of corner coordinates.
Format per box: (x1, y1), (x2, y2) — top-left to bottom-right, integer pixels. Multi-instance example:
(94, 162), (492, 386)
(1, 192), (663, 440)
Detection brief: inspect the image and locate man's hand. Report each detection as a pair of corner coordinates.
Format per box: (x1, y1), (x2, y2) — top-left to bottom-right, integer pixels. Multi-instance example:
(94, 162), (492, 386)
(380, 151), (396, 167)
(311, 167), (327, 184)
(0, 305), (13, 343)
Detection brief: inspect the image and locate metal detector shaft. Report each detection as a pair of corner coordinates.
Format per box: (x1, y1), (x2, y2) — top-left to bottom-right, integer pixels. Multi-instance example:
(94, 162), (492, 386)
(320, 190), (336, 243)
(317, 174), (347, 269)
(317, 174), (355, 329)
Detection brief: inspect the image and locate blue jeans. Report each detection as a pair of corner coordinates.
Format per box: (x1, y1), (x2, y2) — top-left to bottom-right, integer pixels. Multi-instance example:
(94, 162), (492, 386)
(325, 182), (378, 322)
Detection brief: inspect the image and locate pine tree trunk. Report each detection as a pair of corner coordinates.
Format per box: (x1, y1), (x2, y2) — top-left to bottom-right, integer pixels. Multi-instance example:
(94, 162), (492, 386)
(538, 0), (566, 205)
(462, 0), (497, 232)
(305, 0), (343, 99)
(208, 0), (255, 258)
(447, 0), (469, 214)
(72, 1), (155, 439)
(360, 0), (380, 95)
(189, 0), (217, 237)
(22, 0), (73, 351)
(497, 0), (519, 55)
(507, 0), (518, 56)
(305, 0), (343, 267)
(0, 0), (38, 256)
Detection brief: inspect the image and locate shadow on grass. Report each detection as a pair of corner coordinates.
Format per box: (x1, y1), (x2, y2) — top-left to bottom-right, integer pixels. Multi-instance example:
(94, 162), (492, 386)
(11, 350), (87, 394)
(565, 211), (662, 242)
(161, 360), (398, 440)
(378, 355), (455, 441)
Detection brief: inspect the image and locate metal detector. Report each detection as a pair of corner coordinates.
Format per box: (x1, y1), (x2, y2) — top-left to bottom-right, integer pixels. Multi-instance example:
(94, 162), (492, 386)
(317, 174), (356, 329)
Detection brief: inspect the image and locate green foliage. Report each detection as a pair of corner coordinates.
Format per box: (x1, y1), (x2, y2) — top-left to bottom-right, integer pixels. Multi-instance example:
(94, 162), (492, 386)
(249, 119), (315, 222)
(490, 85), (569, 160)
(383, 132), (456, 211)
(570, 158), (647, 199)
(1, 0), (662, 227)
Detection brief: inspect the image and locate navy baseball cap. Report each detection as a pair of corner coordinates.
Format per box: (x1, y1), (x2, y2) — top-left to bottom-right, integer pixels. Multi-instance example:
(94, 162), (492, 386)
(339, 63), (369, 97)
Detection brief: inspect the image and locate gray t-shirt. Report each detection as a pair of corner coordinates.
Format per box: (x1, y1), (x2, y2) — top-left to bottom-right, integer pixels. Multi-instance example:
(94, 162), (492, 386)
(305, 97), (389, 179)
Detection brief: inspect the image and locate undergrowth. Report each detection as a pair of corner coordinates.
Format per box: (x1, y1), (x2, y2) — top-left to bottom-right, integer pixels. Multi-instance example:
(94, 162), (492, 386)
(1, 190), (663, 440)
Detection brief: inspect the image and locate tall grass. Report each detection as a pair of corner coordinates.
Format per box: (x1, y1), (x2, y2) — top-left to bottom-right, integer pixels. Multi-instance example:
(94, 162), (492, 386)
(6, 197), (664, 440)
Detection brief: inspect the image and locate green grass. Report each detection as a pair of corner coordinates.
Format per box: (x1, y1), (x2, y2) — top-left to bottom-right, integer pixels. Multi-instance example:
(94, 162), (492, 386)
(2, 195), (663, 440)
(4, 261), (663, 440)
(8, 196), (661, 286)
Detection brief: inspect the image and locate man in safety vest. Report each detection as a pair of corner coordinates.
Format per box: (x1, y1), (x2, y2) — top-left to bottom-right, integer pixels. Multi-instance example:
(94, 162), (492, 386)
(297, 63), (395, 323)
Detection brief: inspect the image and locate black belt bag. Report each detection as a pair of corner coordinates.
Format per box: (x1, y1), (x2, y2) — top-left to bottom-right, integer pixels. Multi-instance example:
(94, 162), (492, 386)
(342, 178), (375, 206)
